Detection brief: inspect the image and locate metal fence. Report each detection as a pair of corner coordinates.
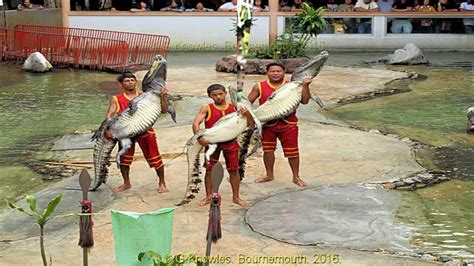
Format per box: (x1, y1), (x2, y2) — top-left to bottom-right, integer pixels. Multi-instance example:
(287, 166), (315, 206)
(15, 25), (170, 66)
(0, 28), (130, 72)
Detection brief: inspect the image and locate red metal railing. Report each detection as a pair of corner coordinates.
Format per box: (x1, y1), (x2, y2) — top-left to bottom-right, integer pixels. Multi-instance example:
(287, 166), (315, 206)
(15, 25), (170, 66)
(0, 28), (129, 72)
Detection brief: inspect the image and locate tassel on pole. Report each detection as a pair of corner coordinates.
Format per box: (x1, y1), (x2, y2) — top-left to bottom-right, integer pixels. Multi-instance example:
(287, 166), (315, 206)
(206, 193), (222, 243)
(78, 200), (94, 248)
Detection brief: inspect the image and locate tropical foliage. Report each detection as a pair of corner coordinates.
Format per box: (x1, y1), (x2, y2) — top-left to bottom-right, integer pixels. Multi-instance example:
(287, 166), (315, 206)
(249, 3), (328, 59)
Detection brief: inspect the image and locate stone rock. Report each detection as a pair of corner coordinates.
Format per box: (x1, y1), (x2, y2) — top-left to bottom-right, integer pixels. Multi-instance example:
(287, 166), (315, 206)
(23, 52), (53, 72)
(215, 55), (309, 74)
(467, 107), (474, 133)
(378, 43), (429, 65)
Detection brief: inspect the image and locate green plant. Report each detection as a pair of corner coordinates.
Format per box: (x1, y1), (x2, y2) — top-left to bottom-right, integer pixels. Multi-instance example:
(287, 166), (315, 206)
(293, 3), (328, 48)
(249, 3), (328, 60)
(5, 194), (86, 266)
(138, 251), (192, 266)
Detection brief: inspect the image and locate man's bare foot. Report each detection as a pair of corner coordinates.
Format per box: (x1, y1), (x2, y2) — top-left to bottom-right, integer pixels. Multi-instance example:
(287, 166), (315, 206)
(113, 183), (132, 193)
(293, 177), (308, 187)
(157, 183), (169, 193)
(198, 197), (211, 206)
(255, 176), (274, 183)
(233, 197), (248, 207)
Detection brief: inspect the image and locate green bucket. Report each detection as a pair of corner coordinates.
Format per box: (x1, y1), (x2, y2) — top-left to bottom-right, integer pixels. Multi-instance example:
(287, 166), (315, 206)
(111, 208), (176, 265)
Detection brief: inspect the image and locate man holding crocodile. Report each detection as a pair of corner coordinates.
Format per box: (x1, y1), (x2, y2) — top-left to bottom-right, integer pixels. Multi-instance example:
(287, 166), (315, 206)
(104, 72), (170, 193)
(247, 63), (313, 187)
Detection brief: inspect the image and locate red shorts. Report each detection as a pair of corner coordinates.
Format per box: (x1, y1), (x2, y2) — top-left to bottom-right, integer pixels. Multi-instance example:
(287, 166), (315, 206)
(204, 140), (240, 171)
(120, 129), (163, 169)
(262, 121), (299, 158)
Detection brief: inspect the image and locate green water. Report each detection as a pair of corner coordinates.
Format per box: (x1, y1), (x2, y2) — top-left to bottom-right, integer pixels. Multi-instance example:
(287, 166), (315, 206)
(327, 64), (474, 260)
(0, 64), (117, 201)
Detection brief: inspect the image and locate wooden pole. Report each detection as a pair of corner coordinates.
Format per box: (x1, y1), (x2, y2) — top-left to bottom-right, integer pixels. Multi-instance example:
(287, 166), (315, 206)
(268, 0), (279, 45)
(61, 0), (69, 27)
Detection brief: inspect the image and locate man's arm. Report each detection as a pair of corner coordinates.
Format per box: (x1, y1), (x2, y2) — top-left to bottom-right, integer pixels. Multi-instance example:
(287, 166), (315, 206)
(106, 97), (117, 119)
(238, 106), (255, 128)
(160, 88), (169, 114)
(247, 83), (260, 104)
(192, 105), (208, 134)
(301, 78), (312, 104)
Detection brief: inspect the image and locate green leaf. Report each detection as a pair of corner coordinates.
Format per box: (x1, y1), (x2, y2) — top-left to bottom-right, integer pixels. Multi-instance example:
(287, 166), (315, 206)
(26, 195), (38, 214)
(4, 199), (35, 217)
(40, 194), (63, 224)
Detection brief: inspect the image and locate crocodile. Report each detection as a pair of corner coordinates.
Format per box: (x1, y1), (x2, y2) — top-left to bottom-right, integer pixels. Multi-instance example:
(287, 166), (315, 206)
(177, 51), (329, 205)
(89, 55), (174, 191)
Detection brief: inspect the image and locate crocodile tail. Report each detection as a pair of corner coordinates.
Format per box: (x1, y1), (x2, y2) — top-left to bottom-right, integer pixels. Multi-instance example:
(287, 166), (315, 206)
(176, 139), (203, 206)
(238, 129), (254, 181)
(90, 135), (116, 191)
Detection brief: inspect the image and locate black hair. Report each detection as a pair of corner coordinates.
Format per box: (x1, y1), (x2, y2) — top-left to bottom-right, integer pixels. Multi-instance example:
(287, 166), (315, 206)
(266, 62), (285, 72)
(117, 71), (137, 83)
(207, 84), (226, 95)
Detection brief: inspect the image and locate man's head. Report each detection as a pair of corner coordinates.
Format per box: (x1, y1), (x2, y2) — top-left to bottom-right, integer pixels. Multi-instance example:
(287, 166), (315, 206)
(363, 0), (372, 4)
(266, 63), (286, 83)
(117, 72), (137, 91)
(207, 84), (227, 105)
(232, 0), (238, 5)
(23, 0), (31, 6)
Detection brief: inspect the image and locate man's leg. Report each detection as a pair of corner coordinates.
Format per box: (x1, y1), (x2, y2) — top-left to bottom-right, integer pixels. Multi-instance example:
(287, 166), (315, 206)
(155, 165), (168, 193)
(198, 170), (212, 206)
(113, 165), (132, 192)
(281, 123), (307, 187)
(198, 147), (220, 206)
(229, 170), (247, 206)
(256, 126), (277, 183)
(288, 157), (307, 187)
(255, 152), (276, 183)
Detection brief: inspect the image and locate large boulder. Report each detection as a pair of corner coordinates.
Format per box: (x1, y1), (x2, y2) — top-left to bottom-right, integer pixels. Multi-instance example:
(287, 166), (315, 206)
(23, 52), (53, 72)
(468, 107), (474, 133)
(378, 43), (428, 65)
(216, 56), (309, 74)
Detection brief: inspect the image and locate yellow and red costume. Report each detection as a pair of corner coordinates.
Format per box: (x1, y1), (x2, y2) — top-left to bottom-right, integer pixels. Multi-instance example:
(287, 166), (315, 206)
(257, 80), (299, 158)
(113, 92), (163, 169)
(204, 103), (240, 171)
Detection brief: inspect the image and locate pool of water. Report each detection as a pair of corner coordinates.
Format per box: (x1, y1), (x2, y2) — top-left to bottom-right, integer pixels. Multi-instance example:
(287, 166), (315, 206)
(0, 51), (472, 260)
(326, 57), (473, 260)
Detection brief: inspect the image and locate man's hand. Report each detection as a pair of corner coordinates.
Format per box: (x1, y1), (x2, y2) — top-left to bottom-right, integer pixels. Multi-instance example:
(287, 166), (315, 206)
(160, 87), (168, 97)
(104, 130), (115, 140)
(236, 103), (250, 114)
(198, 136), (210, 146)
(302, 77), (312, 88)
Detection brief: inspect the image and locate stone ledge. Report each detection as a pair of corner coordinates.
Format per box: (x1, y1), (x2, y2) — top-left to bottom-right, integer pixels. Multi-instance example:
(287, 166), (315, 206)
(215, 55), (309, 74)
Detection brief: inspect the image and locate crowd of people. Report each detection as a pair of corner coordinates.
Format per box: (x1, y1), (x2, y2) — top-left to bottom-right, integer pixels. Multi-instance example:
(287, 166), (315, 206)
(6, 0), (472, 33)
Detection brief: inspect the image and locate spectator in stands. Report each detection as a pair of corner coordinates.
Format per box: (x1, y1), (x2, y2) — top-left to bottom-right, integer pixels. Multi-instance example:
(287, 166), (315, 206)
(312, 0), (329, 9)
(17, 0), (45, 10)
(161, 0), (185, 11)
(391, 0), (413, 33)
(218, 0), (238, 11)
(460, 0), (474, 33)
(254, 0), (269, 11)
(377, 0), (394, 11)
(354, 0), (379, 33)
(70, 0), (85, 10)
(337, 0), (357, 32)
(130, 1), (151, 11)
(327, 0), (339, 11)
(291, 0), (305, 10)
(414, 0), (436, 32)
(186, 1), (214, 11)
(279, 0), (292, 10)
(436, 0), (459, 32)
(111, 0), (133, 11)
